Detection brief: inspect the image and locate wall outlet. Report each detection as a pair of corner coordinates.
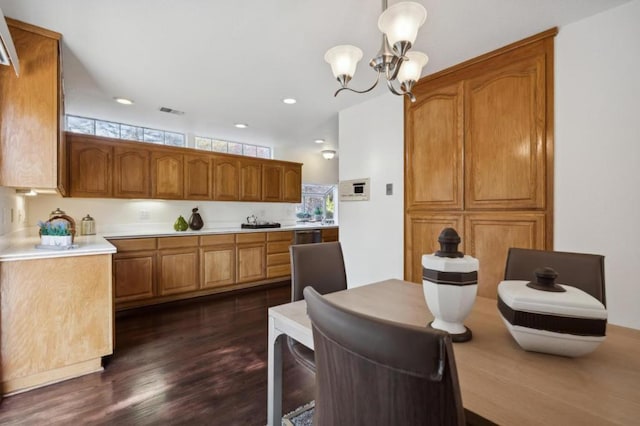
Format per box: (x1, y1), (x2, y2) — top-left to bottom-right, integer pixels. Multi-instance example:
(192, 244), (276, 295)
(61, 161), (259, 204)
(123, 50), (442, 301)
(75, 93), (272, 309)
(139, 210), (150, 220)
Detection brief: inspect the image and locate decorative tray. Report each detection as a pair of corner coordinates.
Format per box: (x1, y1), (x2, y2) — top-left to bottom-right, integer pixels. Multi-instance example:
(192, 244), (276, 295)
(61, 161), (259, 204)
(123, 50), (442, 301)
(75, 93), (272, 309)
(241, 222), (281, 229)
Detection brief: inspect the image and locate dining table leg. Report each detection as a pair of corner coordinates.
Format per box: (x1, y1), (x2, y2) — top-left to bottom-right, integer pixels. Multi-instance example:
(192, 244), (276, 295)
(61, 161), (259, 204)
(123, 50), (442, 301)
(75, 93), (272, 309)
(267, 316), (284, 426)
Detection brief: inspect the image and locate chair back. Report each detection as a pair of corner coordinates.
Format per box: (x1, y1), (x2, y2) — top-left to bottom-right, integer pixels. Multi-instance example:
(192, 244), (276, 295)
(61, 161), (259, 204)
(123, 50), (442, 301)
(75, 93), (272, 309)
(290, 242), (347, 301)
(504, 248), (606, 305)
(304, 287), (465, 426)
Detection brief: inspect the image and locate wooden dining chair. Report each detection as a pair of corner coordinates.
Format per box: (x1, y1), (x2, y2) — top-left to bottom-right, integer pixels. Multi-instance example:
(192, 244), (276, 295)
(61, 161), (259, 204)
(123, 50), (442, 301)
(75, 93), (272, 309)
(304, 286), (465, 426)
(288, 241), (347, 372)
(504, 247), (606, 305)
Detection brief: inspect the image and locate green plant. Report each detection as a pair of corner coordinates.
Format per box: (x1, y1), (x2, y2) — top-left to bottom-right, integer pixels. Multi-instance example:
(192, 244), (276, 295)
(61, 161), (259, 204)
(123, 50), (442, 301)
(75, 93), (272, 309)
(38, 220), (71, 236)
(313, 206), (323, 215)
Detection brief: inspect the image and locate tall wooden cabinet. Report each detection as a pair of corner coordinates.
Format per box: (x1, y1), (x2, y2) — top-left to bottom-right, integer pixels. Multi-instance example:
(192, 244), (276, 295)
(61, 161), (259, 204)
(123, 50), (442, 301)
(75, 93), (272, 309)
(405, 29), (556, 298)
(0, 18), (65, 192)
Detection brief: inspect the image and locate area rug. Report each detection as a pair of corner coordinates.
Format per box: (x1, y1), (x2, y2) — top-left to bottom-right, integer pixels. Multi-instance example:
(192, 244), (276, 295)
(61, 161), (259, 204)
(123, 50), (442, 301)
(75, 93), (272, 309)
(282, 400), (314, 426)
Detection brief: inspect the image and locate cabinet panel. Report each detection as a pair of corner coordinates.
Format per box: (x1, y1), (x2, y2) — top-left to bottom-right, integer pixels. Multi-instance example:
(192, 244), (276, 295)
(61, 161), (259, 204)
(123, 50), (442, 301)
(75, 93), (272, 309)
(200, 234), (235, 246)
(404, 214), (464, 284)
(114, 252), (155, 303)
(185, 155), (212, 199)
(267, 231), (294, 242)
(262, 164), (283, 201)
(237, 243), (266, 283)
(406, 82), (464, 211)
(158, 248), (199, 295)
(201, 245), (235, 289)
(267, 264), (291, 279)
(321, 228), (339, 242)
(157, 236), (199, 249)
(0, 20), (61, 189)
(267, 252), (289, 267)
(69, 139), (113, 197)
(240, 159), (262, 201)
(465, 55), (546, 210)
(236, 232), (266, 244)
(267, 241), (291, 255)
(213, 157), (240, 201)
(152, 152), (183, 199)
(283, 164), (302, 202)
(465, 212), (545, 299)
(114, 147), (150, 198)
(109, 238), (156, 252)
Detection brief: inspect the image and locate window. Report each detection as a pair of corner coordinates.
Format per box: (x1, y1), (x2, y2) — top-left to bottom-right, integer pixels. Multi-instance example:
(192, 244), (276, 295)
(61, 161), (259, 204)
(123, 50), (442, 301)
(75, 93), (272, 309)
(296, 184), (337, 222)
(194, 135), (272, 159)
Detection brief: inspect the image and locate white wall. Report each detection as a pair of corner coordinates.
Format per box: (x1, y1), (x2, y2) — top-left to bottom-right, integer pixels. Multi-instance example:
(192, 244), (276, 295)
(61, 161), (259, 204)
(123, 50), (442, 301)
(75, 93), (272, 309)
(278, 145), (339, 185)
(555, 0), (640, 328)
(26, 195), (298, 234)
(0, 187), (27, 236)
(338, 93), (404, 287)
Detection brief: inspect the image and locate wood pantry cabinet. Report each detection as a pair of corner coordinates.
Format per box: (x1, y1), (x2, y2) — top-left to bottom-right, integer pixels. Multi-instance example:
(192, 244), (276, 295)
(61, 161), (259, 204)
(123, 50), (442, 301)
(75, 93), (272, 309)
(404, 29), (556, 298)
(65, 132), (302, 202)
(0, 18), (65, 192)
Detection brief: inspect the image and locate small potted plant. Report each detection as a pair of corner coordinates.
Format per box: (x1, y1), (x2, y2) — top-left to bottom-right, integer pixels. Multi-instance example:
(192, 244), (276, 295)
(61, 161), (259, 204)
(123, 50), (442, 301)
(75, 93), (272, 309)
(313, 206), (323, 222)
(38, 220), (73, 247)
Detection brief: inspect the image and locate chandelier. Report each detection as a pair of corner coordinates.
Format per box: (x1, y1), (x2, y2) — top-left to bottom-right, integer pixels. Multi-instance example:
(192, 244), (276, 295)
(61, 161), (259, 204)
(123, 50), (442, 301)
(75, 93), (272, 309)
(324, 1), (428, 102)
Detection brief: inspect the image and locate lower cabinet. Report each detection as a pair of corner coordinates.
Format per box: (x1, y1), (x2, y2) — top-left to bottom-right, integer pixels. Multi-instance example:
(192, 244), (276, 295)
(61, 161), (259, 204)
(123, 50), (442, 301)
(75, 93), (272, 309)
(109, 228), (338, 310)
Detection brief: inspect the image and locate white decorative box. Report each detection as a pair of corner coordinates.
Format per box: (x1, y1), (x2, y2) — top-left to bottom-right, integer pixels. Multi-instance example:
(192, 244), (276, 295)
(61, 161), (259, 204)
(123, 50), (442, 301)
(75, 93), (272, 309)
(497, 267), (607, 357)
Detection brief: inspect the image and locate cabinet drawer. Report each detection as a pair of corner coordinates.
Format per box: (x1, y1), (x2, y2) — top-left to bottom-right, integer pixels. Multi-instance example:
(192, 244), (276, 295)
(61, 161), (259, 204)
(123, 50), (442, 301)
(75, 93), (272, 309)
(157, 236), (199, 249)
(267, 231), (293, 242)
(200, 234), (235, 246)
(322, 228), (339, 242)
(267, 264), (291, 279)
(267, 252), (290, 267)
(109, 238), (157, 252)
(267, 240), (291, 254)
(236, 232), (266, 244)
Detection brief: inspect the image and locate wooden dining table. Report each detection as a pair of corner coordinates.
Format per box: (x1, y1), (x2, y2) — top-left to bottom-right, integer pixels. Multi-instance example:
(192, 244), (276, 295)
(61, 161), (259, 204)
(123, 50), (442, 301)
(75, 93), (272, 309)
(267, 279), (640, 425)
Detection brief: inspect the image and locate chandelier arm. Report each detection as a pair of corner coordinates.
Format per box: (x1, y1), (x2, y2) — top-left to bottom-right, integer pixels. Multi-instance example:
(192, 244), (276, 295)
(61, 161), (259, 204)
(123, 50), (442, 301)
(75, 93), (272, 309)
(386, 79), (416, 102)
(333, 71), (382, 97)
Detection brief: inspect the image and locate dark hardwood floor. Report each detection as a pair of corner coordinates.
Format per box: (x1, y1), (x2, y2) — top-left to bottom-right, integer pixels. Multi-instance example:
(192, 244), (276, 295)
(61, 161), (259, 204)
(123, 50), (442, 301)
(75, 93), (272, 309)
(0, 283), (315, 425)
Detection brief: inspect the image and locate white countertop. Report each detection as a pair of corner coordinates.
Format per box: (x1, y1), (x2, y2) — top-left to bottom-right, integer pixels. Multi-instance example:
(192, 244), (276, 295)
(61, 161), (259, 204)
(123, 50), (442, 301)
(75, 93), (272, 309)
(0, 235), (116, 262)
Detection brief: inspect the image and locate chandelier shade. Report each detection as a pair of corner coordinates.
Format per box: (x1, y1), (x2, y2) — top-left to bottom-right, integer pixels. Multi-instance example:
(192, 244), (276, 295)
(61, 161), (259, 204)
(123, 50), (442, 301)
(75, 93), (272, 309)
(378, 1), (427, 51)
(397, 51), (429, 87)
(324, 45), (364, 80)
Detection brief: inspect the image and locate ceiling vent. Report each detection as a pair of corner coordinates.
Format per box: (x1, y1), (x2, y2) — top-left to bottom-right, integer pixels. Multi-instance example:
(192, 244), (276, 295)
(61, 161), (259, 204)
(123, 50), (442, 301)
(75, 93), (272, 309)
(159, 106), (185, 115)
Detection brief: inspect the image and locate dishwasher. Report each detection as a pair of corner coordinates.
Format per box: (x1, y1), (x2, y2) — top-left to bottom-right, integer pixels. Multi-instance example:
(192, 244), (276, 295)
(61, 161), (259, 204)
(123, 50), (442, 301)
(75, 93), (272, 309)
(294, 229), (322, 245)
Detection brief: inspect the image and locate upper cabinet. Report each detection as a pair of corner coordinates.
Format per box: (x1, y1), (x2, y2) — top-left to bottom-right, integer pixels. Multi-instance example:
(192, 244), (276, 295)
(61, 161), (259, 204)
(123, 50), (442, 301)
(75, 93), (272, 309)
(65, 133), (302, 203)
(0, 19), (65, 191)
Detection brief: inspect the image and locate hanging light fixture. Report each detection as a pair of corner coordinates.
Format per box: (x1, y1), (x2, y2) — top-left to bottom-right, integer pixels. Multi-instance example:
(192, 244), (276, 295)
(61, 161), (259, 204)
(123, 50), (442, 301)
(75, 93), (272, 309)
(324, 1), (428, 102)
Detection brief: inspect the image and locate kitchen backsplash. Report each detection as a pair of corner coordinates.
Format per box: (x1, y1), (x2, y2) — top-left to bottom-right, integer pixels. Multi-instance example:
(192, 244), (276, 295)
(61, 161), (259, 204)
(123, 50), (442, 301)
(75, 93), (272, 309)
(0, 186), (28, 237)
(27, 194), (299, 233)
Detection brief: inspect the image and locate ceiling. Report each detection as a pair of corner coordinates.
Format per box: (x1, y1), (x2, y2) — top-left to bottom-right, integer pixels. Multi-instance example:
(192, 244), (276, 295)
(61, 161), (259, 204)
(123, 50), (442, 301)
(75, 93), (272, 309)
(0, 0), (630, 158)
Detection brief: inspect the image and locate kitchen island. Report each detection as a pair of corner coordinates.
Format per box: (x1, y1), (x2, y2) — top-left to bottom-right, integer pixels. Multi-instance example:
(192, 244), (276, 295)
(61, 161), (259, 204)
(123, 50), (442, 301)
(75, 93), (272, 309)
(0, 235), (116, 396)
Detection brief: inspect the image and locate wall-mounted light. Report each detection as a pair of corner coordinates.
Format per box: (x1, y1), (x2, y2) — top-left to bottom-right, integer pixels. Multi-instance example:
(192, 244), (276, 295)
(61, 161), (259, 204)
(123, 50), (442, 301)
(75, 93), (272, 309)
(322, 149), (336, 160)
(15, 188), (37, 196)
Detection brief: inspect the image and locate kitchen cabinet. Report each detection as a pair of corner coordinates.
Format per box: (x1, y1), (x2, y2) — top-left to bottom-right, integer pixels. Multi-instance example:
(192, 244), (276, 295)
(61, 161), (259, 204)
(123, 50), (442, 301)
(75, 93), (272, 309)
(240, 159), (262, 201)
(184, 155), (212, 200)
(157, 236), (199, 296)
(214, 157), (240, 200)
(283, 164), (302, 202)
(262, 164), (283, 201)
(404, 30), (556, 294)
(321, 228), (339, 243)
(236, 233), (266, 283)
(266, 231), (293, 278)
(0, 18), (64, 192)
(200, 234), (236, 289)
(114, 146), (151, 198)
(152, 151), (184, 199)
(69, 136), (113, 197)
(111, 238), (157, 305)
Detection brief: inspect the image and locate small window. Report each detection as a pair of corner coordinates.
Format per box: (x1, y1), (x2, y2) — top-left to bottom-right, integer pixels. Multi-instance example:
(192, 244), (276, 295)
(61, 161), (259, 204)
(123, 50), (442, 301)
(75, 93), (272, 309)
(195, 136), (212, 151)
(228, 142), (243, 155)
(256, 146), (271, 159)
(243, 144), (257, 157)
(66, 116), (94, 134)
(165, 132), (185, 147)
(212, 140), (228, 153)
(120, 124), (144, 141)
(95, 120), (120, 138)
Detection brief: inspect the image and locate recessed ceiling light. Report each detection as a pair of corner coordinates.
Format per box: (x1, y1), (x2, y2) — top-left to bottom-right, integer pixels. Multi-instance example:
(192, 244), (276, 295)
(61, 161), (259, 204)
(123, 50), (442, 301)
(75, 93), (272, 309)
(282, 98), (297, 105)
(114, 97), (134, 105)
(314, 139), (325, 144)
(235, 123), (248, 129)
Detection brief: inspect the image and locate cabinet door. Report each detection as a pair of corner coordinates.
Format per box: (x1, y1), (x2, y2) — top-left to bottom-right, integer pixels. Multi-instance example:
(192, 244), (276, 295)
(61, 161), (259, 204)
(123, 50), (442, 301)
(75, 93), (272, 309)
(237, 243), (266, 283)
(240, 159), (262, 201)
(283, 164), (302, 202)
(114, 147), (150, 198)
(465, 55), (546, 210)
(262, 164), (283, 201)
(113, 251), (155, 303)
(158, 248), (199, 295)
(152, 152), (184, 199)
(405, 82), (464, 212)
(201, 245), (236, 289)
(321, 228), (339, 242)
(185, 155), (212, 199)
(465, 212), (545, 299)
(69, 139), (113, 197)
(0, 21), (60, 189)
(213, 157), (240, 200)
(405, 214), (464, 283)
